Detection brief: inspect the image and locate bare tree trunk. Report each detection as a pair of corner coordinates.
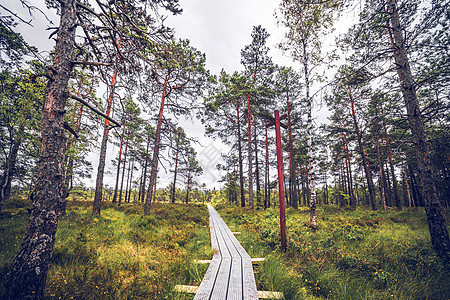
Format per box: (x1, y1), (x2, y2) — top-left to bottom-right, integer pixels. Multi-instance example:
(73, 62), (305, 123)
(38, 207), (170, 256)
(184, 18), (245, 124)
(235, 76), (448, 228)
(254, 121), (261, 208)
(113, 120), (127, 203)
(264, 103), (269, 209)
(389, 0), (450, 261)
(305, 60), (316, 226)
(5, 0), (76, 297)
(118, 139), (128, 206)
(0, 131), (22, 212)
(145, 74), (169, 215)
(287, 90), (297, 209)
(349, 87), (378, 210)
(237, 103), (245, 207)
(247, 92), (254, 212)
(93, 37), (122, 216)
(171, 134), (179, 204)
(382, 105), (401, 209)
(139, 133), (151, 203)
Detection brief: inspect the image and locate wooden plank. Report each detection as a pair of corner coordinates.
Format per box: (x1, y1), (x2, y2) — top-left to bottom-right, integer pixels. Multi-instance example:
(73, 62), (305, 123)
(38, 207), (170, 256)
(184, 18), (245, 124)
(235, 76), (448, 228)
(209, 257), (232, 299)
(257, 290), (284, 299)
(226, 258), (243, 300)
(251, 258), (265, 264)
(194, 260), (212, 264)
(174, 285), (199, 294)
(242, 256), (259, 299)
(193, 256), (221, 300)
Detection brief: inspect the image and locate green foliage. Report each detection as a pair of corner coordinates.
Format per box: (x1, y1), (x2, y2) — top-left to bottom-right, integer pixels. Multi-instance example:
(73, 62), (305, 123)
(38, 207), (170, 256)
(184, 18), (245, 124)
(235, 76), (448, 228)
(216, 204), (450, 299)
(0, 201), (210, 299)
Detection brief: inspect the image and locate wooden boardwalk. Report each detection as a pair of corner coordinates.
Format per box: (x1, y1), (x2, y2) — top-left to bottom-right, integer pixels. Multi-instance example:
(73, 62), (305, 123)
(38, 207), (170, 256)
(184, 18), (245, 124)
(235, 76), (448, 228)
(193, 204), (258, 300)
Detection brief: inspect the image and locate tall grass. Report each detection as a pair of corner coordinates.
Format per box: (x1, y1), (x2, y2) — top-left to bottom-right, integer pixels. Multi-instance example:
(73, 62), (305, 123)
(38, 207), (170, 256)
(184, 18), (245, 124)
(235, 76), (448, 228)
(216, 204), (450, 300)
(1, 198), (211, 299)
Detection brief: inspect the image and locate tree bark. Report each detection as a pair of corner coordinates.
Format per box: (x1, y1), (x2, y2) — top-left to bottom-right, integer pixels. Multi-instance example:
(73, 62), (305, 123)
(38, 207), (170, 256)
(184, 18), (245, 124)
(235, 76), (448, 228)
(389, 0), (449, 262)
(5, 0), (76, 297)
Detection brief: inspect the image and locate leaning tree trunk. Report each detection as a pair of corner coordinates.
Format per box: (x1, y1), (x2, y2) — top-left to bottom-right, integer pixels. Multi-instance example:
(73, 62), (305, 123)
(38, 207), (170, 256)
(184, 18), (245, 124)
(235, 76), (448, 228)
(93, 37), (121, 216)
(388, 0), (450, 262)
(5, 0), (76, 297)
(349, 87), (378, 210)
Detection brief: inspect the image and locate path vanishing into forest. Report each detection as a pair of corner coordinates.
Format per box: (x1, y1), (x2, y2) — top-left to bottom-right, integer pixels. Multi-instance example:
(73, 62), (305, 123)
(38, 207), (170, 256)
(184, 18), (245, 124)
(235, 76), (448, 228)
(194, 204), (259, 299)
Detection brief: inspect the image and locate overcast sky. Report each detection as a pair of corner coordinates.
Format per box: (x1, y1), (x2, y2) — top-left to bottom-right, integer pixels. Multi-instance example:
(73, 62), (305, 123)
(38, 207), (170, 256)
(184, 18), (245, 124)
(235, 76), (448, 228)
(6, 1), (355, 190)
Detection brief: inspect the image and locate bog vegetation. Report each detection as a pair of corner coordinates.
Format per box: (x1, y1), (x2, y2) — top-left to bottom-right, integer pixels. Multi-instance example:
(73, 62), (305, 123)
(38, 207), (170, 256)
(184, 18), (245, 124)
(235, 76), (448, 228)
(0, 0), (449, 298)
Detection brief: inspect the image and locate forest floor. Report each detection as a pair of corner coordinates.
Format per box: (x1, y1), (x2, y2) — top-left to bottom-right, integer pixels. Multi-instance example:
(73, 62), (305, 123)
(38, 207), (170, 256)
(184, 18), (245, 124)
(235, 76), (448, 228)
(0, 194), (449, 299)
(215, 203), (450, 300)
(0, 195), (212, 299)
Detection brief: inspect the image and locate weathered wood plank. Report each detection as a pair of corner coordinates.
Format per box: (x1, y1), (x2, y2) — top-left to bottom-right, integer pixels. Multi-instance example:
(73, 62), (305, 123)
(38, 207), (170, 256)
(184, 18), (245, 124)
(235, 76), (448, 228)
(193, 256), (221, 300)
(174, 285), (199, 293)
(227, 258), (243, 300)
(209, 257), (232, 299)
(257, 290), (284, 299)
(242, 256), (259, 299)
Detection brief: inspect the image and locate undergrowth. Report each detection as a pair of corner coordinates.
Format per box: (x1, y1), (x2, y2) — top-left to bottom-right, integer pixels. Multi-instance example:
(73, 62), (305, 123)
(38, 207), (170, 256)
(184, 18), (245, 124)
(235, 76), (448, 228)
(216, 204), (450, 300)
(0, 197), (211, 299)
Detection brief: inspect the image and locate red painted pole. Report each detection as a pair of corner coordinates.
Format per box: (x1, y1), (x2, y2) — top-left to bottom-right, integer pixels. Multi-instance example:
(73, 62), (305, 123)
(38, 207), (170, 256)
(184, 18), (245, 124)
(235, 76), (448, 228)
(275, 110), (287, 252)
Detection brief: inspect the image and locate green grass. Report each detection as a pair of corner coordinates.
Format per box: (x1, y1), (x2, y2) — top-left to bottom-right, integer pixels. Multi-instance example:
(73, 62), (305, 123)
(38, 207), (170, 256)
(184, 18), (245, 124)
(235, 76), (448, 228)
(0, 197), (211, 299)
(215, 204), (450, 300)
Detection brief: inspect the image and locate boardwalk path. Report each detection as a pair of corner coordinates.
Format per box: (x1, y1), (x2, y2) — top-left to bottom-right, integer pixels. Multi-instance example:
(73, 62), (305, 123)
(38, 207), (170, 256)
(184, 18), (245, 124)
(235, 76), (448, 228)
(193, 204), (258, 300)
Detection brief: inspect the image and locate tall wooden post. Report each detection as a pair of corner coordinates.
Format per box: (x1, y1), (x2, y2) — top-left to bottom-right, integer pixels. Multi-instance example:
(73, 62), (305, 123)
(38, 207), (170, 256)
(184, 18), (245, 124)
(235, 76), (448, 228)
(275, 110), (287, 252)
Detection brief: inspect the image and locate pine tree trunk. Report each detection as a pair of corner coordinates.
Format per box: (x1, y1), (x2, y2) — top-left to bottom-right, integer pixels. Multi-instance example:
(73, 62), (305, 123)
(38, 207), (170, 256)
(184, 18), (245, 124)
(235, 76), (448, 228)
(118, 140), (128, 206)
(93, 37), (121, 216)
(5, 0), (76, 297)
(247, 92), (254, 212)
(171, 136), (179, 204)
(304, 60), (316, 226)
(340, 126), (356, 207)
(237, 103), (245, 207)
(145, 74), (169, 215)
(349, 87), (378, 210)
(0, 131), (22, 212)
(264, 103), (269, 209)
(113, 122), (127, 203)
(140, 133), (151, 203)
(254, 122), (261, 208)
(382, 105), (401, 209)
(389, 0), (449, 261)
(287, 90), (297, 209)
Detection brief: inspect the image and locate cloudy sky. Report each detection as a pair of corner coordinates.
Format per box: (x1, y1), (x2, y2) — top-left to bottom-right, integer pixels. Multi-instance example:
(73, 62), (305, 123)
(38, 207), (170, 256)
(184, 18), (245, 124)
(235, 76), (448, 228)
(6, 1), (355, 190)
